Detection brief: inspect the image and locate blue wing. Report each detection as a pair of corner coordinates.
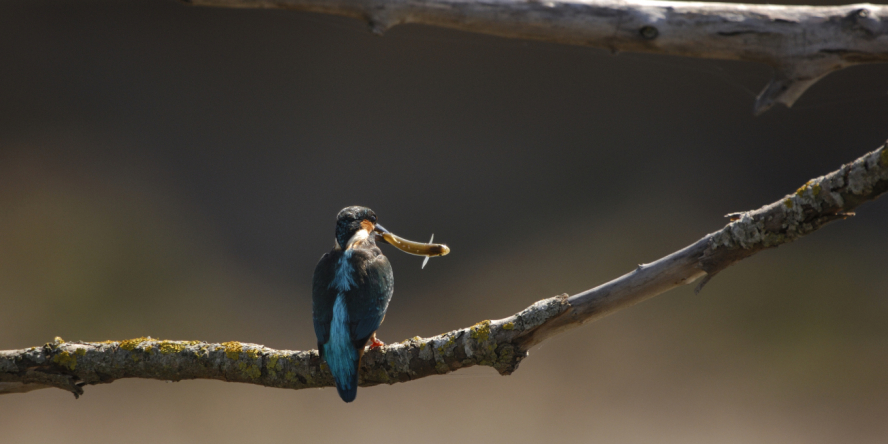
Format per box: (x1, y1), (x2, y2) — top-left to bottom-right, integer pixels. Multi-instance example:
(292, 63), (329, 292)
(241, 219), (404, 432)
(348, 252), (393, 348)
(311, 252), (337, 355)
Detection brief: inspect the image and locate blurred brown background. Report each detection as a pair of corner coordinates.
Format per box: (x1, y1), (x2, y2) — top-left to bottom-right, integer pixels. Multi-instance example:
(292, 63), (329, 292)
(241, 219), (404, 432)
(1, 0), (887, 442)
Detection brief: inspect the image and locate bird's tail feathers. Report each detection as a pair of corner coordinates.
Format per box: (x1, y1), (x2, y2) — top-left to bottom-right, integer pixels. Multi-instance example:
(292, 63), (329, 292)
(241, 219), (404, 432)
(334, 371), (359, 403)
(324, 340), (360, 403)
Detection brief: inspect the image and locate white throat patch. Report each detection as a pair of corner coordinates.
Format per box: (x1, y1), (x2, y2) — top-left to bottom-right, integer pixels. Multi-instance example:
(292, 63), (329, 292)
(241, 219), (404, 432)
(344, 229), (370, 250)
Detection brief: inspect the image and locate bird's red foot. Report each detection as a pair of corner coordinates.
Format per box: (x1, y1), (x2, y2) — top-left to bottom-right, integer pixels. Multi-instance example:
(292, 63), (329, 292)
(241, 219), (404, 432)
(369, 337), (385, 349)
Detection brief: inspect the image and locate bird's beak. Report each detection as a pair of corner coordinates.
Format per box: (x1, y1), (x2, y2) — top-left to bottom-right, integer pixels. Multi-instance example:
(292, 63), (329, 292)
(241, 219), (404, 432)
(373, 224), (450, 257)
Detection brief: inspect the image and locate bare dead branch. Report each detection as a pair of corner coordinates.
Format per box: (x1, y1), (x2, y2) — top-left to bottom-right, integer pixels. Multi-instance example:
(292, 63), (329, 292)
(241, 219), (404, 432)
(182, 0), (888, 114)
(2, 140), (886, 398)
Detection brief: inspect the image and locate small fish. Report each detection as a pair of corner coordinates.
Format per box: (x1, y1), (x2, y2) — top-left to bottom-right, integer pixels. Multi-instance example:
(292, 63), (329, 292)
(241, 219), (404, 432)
(374, 227), (450, 269)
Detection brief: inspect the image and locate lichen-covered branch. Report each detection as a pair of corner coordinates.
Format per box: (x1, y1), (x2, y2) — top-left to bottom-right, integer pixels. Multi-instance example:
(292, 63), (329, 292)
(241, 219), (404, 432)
(183, 0), (888, 114)
(0, 297), (570, 398)
(2, 141), (886, 398)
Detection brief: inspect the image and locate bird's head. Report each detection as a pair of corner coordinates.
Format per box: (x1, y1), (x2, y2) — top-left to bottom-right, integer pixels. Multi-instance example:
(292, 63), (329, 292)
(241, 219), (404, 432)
(335, 206), (378, 251)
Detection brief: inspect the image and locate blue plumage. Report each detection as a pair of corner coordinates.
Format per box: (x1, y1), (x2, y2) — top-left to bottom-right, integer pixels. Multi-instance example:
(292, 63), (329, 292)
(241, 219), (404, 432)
(327, 294), (357, 401)
(312, 206), (394, 403)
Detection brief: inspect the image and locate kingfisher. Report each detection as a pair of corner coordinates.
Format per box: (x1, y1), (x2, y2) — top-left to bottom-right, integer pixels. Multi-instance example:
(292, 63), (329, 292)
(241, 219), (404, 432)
(312, 206), (449, 402)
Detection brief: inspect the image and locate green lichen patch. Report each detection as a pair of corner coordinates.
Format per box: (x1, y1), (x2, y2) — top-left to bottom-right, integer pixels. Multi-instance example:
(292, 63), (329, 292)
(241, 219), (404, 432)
(435, 335), (456, 355)
(156, 340), (200, 354)
(795, 181), (822, 198)
(881, 148), (888, 167)
(44, 337), (65, 349)
(158, 341), (183, 354)
(52, 351), (77, 370)
(784, 198), (793, 208)
(502, 322), (515, 331)
(371, 367), (390, 383)
(237, 361), (261, 380)
(469, 320), (499, 366)
(470, 320), (491, 343)
(221, 341), (243, 360)
(120, 337), (151, 351)
(264, 355), (282, 379)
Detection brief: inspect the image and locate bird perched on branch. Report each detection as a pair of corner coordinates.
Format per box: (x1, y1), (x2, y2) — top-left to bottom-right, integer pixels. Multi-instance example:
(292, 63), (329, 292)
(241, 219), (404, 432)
(312, 206), (450, 402)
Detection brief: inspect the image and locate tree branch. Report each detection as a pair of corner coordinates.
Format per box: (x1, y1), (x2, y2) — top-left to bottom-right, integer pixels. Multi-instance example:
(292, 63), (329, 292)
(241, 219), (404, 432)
(2, 141), (886, 398)
(182, 0), (888, 114)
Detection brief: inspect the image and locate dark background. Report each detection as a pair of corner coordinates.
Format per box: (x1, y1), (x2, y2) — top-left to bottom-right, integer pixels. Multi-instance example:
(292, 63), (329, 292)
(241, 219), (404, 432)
(1, 0), (887, 442)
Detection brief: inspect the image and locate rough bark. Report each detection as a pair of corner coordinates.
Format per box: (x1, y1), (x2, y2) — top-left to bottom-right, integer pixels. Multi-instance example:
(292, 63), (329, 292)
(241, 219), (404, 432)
(2, 140), (886, 398)
(182, 0), (888, 114)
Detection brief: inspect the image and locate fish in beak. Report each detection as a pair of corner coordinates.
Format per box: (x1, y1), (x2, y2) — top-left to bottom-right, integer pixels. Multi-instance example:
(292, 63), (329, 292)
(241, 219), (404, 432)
(373, 224), (450, 268)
